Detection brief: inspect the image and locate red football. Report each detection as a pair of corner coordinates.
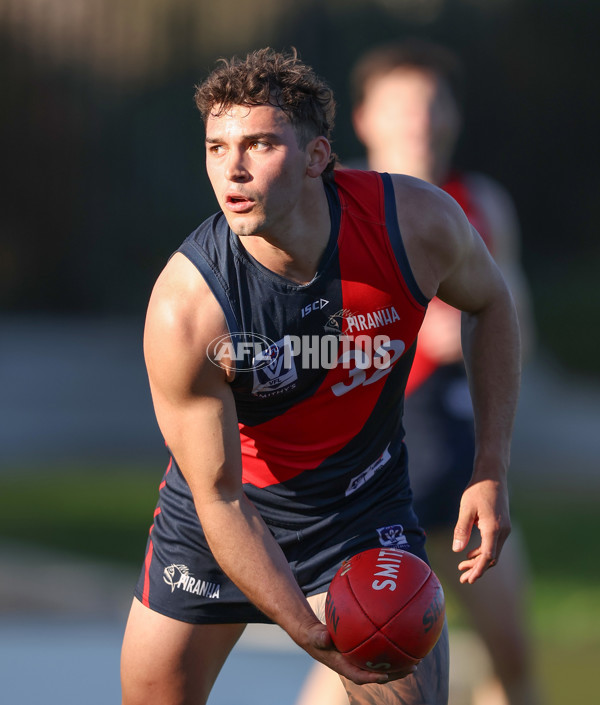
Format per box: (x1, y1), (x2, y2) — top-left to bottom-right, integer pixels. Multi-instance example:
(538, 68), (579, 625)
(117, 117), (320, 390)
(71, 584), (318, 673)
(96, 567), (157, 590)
(325, 547), (445, 673)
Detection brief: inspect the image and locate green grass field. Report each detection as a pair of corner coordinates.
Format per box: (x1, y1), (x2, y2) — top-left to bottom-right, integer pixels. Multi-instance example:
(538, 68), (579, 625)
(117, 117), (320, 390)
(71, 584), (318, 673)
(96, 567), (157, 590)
(1, 467), (598, 704)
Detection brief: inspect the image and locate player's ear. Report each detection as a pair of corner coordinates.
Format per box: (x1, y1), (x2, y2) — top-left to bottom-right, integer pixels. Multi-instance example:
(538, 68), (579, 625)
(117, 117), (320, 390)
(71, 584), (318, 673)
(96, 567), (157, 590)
(306, 136), (331, 178)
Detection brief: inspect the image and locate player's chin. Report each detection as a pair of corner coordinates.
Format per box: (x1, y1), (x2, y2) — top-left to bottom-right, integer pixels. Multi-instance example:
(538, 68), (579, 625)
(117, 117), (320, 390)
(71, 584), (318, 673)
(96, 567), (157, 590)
(226, 211), (266, 238)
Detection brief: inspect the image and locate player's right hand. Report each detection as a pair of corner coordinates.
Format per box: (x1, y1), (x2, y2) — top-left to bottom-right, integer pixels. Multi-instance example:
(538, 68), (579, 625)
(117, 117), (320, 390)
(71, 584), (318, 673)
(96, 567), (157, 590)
(301, 621), (416, 685)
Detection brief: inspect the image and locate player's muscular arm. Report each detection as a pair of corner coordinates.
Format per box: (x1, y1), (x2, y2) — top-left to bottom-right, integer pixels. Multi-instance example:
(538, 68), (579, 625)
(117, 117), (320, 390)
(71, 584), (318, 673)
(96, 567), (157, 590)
(394, 176), (521, 583)
(143, 254), (390, 686)
(466, 172), (536, 361)
(438, 224), (520, 584)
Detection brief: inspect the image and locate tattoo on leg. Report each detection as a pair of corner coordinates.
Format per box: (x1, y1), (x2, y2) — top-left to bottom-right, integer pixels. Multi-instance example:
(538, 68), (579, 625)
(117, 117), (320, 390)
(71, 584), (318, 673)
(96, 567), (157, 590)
(342, 623), (449, 705)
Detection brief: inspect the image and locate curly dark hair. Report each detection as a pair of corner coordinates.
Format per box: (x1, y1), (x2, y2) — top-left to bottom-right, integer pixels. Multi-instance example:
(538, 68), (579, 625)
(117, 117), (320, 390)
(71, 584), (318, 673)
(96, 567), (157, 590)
(195, 47), (337, 177)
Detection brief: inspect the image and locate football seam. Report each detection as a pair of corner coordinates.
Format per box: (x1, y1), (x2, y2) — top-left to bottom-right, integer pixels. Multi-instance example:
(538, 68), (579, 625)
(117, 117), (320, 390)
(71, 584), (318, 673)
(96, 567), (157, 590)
(385, 575), (441, 658)
(388, 569), (432, 622)
(344, 576), (379, 649)
(345, 569), (436, 659)
(350, 564), (432, 624)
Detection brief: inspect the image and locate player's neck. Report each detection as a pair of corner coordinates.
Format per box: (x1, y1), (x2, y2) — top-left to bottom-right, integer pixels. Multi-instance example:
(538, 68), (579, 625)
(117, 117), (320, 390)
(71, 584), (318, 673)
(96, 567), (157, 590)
(240, 182), (331, 285)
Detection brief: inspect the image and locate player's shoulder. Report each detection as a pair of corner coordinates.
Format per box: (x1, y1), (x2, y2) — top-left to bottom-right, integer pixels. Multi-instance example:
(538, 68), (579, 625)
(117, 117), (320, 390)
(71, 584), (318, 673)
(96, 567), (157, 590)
(145, 253), (227, 361)
(150, 252), (216, 317)
(388, 173), (476, 299)
(390, 173), (472, 245)
(391, 173), (468, 224)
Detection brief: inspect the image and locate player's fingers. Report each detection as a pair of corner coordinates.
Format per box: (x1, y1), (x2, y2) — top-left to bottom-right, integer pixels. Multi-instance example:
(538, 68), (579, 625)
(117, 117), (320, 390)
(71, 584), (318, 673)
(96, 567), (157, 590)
(305, 627), (390, 685)
(330, 655), (390, 685)
(458, 544), (498, 583)
(307, 622), (333, 650)
(478, 524), (499, 565)
(459, 559), (493, 583)
(386, 664), (418, 681)
(452, 511), (475, 553)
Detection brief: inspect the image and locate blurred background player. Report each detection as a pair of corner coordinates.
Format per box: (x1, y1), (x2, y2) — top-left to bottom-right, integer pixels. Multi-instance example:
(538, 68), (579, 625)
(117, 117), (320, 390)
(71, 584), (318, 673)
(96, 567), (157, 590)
(296, 39), (542, 705)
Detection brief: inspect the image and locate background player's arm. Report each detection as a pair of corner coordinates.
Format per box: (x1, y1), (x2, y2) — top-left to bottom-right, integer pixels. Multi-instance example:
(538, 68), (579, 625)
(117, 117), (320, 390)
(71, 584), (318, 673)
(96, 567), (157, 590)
(395, 177), (521, 584)
(143, 253), (392, 685)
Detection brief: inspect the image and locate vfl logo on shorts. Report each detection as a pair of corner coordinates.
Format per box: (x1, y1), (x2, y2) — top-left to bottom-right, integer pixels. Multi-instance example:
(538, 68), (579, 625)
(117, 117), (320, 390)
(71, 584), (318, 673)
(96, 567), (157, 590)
(163, 564), (221, 599)
(377, 524), (409, 549)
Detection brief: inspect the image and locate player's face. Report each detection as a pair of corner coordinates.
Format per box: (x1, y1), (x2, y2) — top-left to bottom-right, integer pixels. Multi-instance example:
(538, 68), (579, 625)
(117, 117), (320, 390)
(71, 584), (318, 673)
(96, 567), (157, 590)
(353, 68), (461, 183)
(205, 103), (312, 238)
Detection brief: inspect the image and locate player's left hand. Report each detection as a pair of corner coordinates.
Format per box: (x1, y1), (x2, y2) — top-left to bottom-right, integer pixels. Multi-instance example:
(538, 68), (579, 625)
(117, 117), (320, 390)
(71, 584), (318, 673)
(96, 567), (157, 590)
(452, 476), (511, 584)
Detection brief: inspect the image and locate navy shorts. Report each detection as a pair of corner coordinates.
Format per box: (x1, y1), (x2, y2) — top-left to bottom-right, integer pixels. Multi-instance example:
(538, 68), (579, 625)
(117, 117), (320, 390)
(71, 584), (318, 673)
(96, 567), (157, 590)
(134, 451), (427, 625)
(403, 363), (475, 531)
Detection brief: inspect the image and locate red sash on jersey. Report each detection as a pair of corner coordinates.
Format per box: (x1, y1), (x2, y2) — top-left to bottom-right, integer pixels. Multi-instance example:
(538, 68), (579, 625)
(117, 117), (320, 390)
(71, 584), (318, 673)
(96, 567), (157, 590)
(240, 171), (426, 488)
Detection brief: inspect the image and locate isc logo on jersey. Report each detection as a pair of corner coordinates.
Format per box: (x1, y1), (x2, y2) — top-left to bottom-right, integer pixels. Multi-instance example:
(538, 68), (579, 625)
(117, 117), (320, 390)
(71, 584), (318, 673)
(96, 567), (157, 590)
(252, 337), (298, 396)
(301, 298), (329, 318)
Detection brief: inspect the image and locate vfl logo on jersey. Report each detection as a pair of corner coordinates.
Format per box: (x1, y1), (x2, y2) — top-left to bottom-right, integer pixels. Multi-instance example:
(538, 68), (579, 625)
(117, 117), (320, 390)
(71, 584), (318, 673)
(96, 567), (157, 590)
(346, 445), (392, 496)
(252, 336), (298, 396)
(253, 341), (280, 366)
(163, 564), (221, 599)
(376, 524), (409, 549)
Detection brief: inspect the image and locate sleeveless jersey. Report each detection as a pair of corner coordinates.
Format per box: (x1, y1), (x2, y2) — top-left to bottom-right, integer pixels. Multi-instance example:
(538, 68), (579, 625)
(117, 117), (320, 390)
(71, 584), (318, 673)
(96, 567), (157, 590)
(406, 171), (494, 394)
(177, 169), (428, 526)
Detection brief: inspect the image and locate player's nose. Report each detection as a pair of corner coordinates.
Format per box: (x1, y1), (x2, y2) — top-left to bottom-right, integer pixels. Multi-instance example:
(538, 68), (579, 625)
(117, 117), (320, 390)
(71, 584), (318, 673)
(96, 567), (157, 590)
(225, 147), (250, 182)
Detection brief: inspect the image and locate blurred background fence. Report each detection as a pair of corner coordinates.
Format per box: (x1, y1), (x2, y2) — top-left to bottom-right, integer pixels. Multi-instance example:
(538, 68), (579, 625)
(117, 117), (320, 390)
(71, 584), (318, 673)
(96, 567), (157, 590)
(2, 0), (600, 372)
(1, 1), (599, 704)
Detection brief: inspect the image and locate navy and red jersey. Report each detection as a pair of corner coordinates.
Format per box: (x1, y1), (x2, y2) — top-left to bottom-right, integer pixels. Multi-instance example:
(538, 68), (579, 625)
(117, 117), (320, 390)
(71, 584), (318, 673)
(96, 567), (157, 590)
(134, 169), (433, 621)
(176, 169), (429, 525)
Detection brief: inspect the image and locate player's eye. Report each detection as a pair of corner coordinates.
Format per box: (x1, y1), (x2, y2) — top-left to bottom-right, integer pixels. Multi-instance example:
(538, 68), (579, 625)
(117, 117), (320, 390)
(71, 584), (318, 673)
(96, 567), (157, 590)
(208, 144), (225, 155)
(249, 141), (269, 151)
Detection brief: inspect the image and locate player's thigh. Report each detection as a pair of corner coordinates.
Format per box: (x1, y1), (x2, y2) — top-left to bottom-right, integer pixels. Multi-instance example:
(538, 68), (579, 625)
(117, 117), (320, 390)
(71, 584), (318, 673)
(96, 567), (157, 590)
(342, 623), (449, 705)
(426, 526), (531, 680)
(454, 531), (531, 670)
(121, 597), (246, 705)
(295, 661), (349, 705)
(308, 593), (449, 705)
